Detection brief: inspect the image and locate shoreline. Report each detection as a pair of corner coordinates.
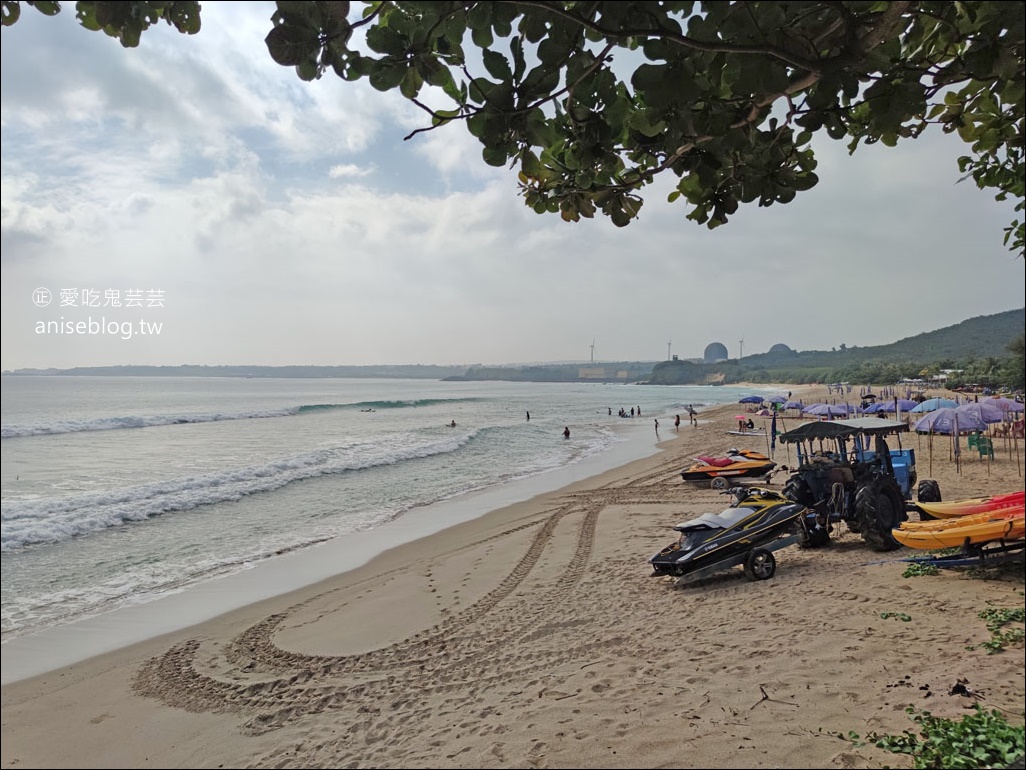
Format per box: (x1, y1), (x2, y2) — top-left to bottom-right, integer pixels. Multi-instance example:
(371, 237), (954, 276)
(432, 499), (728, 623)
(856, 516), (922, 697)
(0, 415), (673, 686)
(3, 383), (1023, 770)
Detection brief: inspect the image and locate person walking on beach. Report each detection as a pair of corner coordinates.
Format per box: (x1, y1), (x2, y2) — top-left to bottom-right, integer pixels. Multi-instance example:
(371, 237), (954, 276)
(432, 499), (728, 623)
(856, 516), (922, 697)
(654, 418), (659, 433)
(687, 404), (697, 426)
(674, 414), (680, 431)
(563, 426), (571, 439)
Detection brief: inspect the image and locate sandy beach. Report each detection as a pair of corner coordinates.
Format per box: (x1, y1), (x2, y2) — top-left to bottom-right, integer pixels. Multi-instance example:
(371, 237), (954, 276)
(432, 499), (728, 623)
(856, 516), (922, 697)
(2, 383), (1023, 769)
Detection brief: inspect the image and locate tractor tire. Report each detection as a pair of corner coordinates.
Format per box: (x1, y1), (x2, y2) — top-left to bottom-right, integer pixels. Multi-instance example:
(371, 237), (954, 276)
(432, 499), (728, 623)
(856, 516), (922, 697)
(916, 479), (942, 520)
(782, 476), (815, 508)
(855, 476), (905, 551)
(743, 548), (776, 581)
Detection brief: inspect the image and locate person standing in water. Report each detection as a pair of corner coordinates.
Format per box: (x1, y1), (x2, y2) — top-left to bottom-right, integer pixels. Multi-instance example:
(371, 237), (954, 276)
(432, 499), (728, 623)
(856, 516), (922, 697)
(563, 426), (570, 439)
(526, 411), (530, 421)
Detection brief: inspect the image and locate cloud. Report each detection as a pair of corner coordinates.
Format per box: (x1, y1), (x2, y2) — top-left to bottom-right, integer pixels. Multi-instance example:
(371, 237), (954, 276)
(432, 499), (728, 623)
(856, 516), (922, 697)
(1, 3), (1022, 371)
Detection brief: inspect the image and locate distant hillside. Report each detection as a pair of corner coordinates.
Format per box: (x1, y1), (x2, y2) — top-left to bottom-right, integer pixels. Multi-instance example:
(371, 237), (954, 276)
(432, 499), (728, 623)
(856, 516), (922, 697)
(740, 308), (1023, 367)
(649, 307), (1024, 386)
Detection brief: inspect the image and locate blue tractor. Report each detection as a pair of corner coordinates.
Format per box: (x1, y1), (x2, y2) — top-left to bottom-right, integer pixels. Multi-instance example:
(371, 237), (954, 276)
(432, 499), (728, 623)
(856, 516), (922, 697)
(777, 417), (942, 551)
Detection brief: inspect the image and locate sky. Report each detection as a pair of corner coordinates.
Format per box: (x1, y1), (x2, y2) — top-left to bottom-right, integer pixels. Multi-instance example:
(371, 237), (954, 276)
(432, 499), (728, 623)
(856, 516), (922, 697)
(1, 2), (1023, 371)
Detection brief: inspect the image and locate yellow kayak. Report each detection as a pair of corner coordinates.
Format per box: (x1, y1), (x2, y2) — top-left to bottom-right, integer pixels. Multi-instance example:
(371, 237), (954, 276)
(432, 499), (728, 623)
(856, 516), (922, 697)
(892, 512), (1024, 549)
(898, 505), (1024, 531)
(912, 490), (1025, 519)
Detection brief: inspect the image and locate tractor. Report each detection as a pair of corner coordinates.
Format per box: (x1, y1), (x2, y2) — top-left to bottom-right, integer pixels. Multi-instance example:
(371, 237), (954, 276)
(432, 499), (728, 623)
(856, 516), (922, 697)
(777, 417), (942, 552)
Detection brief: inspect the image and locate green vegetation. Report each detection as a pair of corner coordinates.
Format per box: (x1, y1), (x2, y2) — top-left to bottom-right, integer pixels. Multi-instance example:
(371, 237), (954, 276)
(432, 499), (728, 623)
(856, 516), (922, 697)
(651, 308), (1025, 389)
(968, 606), (1026, 654)
(3, 2), (1023, 257)
(847, 704), (1025, 769)
(902, 562), (940, 577)
(880, 611), (913, 622)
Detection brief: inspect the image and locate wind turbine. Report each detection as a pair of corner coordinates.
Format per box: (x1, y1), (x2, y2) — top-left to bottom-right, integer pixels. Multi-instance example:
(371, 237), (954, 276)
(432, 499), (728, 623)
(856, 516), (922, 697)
(739, 337), (744, 360)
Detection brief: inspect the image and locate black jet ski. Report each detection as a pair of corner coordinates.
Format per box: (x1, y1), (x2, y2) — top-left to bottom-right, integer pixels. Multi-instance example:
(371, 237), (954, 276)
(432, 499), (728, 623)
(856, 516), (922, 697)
(649, 487), (810, 582)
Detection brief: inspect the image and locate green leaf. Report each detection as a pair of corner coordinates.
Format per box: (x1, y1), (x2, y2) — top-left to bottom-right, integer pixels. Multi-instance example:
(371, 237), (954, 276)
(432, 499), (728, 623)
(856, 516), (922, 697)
(266, 23), (320, 67)
(482, 48), (512, 81)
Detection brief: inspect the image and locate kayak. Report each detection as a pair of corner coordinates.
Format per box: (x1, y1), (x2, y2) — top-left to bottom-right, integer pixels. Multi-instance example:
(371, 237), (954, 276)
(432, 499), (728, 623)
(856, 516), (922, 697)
(912, 490), (1025, 519)
(896, 504), (1023, 532)
(892, 512), (1024, 549)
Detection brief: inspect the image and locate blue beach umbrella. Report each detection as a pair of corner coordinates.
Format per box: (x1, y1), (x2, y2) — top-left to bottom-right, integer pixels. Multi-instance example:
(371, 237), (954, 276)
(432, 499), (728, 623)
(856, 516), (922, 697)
(914, 408), (986, 434)
(910, 397), (958, 413)
(739, 395), (765, 404)
(867, 398), (919, 414)
(803, 403), (852, 417)
(956, 402), (1004, 425)
(986, 397), (1024, 413)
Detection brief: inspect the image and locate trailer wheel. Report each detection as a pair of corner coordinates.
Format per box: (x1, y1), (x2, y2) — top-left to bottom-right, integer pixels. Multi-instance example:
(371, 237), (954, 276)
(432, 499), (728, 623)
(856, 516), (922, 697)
(711, 476), (729, 490)
(743, 548), (776, 581)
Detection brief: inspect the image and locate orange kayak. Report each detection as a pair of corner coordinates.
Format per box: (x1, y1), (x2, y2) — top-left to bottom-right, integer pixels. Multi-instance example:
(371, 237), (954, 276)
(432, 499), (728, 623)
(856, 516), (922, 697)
(897, 504), (1023, 531)
(912, 490), (1025, 519)
(892, 511), (1024, 549)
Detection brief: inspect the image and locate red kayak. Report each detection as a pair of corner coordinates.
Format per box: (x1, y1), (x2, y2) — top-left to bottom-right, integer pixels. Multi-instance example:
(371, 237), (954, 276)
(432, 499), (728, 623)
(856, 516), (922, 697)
(912, 489), (1025, 519)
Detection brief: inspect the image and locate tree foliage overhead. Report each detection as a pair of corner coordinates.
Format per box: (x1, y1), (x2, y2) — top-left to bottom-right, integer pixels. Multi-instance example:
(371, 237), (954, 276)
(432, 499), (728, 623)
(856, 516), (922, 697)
(3, 1), (1024, 255)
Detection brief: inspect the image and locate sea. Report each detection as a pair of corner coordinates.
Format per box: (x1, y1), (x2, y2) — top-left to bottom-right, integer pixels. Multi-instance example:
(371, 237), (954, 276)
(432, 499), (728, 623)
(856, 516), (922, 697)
(0, 375), (778, 683)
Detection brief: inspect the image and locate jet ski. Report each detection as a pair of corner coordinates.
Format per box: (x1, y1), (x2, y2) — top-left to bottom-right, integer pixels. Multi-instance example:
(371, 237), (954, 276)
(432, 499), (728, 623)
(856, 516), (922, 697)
(649, 487), (809, 582)
(680, 448), (776, 489)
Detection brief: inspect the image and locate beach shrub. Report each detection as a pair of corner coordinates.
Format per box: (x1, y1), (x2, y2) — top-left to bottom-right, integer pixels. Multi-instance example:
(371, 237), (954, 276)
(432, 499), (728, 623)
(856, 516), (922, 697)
(856, 704), (1025, 769)
(902, 562), (940, 578)
(967, 607), (1026, 654)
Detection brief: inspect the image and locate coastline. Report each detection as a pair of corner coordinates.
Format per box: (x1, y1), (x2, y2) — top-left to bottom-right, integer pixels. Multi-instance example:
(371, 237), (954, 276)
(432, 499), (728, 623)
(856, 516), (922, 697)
(0, 415), (670, 686)
(2, 383), (1023, 769)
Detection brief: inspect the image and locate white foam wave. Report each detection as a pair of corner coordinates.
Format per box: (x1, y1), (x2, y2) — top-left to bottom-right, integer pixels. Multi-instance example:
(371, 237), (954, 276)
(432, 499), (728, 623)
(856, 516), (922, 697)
(0, 407), (310, 438)
(1, 430), (474, 551)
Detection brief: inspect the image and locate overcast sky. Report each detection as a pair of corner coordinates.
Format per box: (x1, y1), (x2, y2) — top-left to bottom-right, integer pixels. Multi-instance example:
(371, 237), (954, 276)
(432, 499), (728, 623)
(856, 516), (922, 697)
(2, 2), (1023, 371)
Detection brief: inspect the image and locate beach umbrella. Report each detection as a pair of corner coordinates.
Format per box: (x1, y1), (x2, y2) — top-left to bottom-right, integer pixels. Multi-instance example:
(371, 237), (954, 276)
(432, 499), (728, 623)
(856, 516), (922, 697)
(783, 400), (804, 410)
(765, 395), (787, 404)
(914, 407), (987, 434)
(738, 395), (764, 404)
(910, 397), (958, 413)
(803, 403), (851, 417)
(866, 398), (919, 414)
(987, 397), (1024, 413)
(956, 402), (1004, 424)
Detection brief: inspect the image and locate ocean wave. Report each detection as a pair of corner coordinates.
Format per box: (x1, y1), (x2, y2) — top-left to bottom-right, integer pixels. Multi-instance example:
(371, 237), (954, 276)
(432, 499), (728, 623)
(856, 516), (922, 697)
(1, 398), (482, 438)
(0, 430), (477, 551)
